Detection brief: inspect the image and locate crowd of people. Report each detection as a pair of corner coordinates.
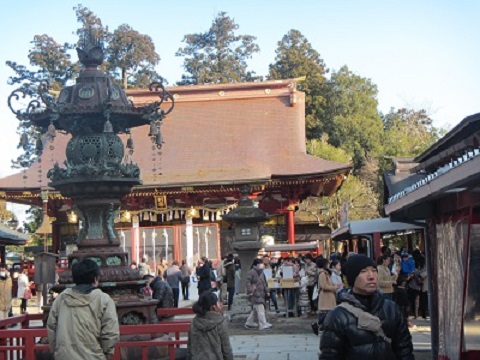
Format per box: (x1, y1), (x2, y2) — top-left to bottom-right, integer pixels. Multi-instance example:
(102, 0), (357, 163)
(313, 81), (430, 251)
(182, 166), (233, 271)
(3, 247), (425, 359)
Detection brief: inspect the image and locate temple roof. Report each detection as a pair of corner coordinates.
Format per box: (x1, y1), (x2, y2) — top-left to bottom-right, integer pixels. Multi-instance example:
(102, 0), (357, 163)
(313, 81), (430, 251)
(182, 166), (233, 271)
(0, 223), (29, 246)
(0, 80), (350, 199)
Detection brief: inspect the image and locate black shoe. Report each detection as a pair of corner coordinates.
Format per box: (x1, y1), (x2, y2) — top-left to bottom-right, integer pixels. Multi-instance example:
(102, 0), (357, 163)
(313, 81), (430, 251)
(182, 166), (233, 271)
(311, 322), (319, 336)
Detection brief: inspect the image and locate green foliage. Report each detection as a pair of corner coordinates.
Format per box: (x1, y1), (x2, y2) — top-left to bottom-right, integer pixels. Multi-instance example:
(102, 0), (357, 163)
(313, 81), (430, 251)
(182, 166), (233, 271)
(6, 34), (74, 169)
(176, 12), (260, 85)
(383, 107), (441, 157)
(315, 175), (380, 230)
(22, 206), (43, 246)
(107, 24), (160, 89)
(268, 29), (328, 138)
(306, 135), (351, 164)
(324, 66), (384, 170)
(22, 206), (42, 234)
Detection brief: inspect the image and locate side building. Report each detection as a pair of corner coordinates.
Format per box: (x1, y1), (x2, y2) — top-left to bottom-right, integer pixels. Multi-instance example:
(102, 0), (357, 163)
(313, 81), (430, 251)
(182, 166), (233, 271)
(385, 112), (480, 360)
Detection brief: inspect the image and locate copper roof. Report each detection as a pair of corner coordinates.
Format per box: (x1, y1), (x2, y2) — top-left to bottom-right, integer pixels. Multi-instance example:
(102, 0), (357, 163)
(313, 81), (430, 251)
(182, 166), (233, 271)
(0, 80), (350, 192)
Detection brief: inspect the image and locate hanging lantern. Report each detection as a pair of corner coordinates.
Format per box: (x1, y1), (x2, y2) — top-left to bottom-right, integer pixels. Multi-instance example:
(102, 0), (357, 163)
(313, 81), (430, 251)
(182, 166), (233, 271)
(35, 137), (43, 153)
(216, 211), (222, 220)
(103, 119), (113, 133)
(68, 210), (78, 224)
(143, 212), (150, 221)
(126, 135), (134, 155)
(122, 210), (131, 222)
(47, 122), (56, 142)
(155, 131), (163, 149)
(148, 121), (158, 136)
(20, 133), (28, 147)
(203, 210), (209, 221)
(151, 213), (158, 222)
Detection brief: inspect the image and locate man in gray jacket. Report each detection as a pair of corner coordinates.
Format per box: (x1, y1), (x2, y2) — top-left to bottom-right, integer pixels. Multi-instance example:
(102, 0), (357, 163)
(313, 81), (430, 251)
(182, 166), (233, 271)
(47, 259), (119, 360)
(164, 261), (183, 307)
(245, 258), (272, 331)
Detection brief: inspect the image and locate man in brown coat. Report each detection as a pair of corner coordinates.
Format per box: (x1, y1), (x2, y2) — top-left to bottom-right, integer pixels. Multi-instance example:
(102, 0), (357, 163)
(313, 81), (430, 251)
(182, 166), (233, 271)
(0, 263), (12, 320)
(244, 258), (272, 331)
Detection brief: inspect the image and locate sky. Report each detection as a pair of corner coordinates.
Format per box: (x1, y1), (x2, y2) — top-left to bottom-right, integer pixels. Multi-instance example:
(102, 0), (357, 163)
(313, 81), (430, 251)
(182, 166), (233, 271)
(0, 1), (479, 188)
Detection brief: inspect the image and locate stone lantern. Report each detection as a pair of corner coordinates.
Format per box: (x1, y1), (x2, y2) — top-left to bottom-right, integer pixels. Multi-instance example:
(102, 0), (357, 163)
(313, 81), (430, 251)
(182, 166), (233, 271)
(223, 186), (269, 294)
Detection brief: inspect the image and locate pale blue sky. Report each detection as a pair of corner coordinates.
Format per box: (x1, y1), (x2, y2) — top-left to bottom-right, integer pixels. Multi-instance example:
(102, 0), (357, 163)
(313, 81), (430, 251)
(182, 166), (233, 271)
(0, 0), (479, 181)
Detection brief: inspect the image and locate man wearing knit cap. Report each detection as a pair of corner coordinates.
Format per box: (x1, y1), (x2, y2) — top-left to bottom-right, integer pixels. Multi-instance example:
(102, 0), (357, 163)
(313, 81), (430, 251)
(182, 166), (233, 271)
(319, 255), (414, 360)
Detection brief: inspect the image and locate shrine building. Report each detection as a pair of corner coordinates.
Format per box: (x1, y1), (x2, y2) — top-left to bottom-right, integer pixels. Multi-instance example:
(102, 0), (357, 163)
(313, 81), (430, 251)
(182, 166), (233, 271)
(0, 79), (351, 265)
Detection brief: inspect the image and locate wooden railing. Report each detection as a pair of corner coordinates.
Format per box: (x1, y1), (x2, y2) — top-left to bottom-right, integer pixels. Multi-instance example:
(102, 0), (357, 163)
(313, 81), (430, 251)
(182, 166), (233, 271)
(157, 307), (194, 317)
(0, 309), (193, 360)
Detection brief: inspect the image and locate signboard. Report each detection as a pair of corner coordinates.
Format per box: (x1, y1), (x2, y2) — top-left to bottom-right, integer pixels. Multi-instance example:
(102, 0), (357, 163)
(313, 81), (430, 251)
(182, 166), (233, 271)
(155, 195), (167, 210)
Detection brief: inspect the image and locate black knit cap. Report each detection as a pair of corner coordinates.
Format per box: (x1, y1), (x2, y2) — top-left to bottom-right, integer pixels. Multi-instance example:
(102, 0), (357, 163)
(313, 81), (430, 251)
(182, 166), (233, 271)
(344, 254), (376, 287)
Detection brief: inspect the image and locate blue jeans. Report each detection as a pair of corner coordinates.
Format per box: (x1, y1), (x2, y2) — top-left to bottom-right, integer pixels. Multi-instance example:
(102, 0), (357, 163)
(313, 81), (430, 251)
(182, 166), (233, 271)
(383, 293), (393, 301)
(269, 289), (278, 311)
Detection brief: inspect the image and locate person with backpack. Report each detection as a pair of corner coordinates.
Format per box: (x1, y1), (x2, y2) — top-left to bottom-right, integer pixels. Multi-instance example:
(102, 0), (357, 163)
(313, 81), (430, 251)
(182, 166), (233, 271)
(320, 255), (414, 359)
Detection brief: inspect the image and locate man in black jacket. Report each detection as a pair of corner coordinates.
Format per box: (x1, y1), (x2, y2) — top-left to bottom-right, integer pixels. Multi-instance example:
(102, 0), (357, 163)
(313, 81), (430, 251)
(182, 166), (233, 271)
(145, 275), (174, 320)
(320, 255), (414, 360)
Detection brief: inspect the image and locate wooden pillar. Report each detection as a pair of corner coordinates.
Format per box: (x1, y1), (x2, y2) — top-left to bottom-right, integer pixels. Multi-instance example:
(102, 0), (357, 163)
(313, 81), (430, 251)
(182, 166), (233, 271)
(0, 246), (5, 264)
(287, 210), (295, 244)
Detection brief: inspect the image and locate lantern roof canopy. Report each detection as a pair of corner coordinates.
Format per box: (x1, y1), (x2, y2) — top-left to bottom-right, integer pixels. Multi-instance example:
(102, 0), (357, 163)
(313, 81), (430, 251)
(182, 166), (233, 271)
(222, 186), (270, 223)
(8, 46), (172, 136)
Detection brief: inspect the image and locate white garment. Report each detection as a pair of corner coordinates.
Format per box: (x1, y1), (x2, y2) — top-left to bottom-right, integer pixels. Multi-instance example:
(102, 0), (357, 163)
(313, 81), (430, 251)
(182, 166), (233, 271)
(17, 273), (29, 299)
(330, 270), (344, 293)
(245, 304), (271, 330)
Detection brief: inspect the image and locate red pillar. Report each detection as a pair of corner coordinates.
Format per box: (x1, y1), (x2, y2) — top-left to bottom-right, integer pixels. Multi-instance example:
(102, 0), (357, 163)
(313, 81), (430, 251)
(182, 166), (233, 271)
(373, 232), (381, 259)
(287, 210), (295, 244)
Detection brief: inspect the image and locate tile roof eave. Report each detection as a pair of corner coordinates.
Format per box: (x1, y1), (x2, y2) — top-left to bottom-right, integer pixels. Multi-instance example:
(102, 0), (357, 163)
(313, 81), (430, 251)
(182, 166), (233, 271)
(385, 154), (480, 217)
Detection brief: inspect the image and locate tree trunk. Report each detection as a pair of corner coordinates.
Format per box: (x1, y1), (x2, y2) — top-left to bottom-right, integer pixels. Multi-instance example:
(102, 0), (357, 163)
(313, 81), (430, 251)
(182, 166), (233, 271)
(122, 68), (127, 89)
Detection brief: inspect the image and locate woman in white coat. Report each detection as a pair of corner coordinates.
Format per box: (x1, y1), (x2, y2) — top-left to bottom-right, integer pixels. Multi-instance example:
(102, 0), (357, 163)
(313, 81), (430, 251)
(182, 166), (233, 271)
(17, 270), (31, 313)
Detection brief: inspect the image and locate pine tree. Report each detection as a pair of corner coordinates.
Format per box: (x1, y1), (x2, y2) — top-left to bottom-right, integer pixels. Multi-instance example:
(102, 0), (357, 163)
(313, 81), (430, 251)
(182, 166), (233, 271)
(176, 12), (260, 85)
(324, 65), (384, 171)
(268, 29), (328, 139)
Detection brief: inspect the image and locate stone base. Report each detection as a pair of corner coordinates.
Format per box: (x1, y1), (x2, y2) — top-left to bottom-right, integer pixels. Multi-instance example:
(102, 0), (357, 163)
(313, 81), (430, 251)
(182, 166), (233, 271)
(228, 294), (253, 324)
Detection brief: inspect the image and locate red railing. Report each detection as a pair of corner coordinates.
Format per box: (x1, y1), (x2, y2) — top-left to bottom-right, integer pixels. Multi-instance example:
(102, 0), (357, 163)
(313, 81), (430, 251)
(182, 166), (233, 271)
(157, 307), (194, 317)
(0, 309), (193, 360)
